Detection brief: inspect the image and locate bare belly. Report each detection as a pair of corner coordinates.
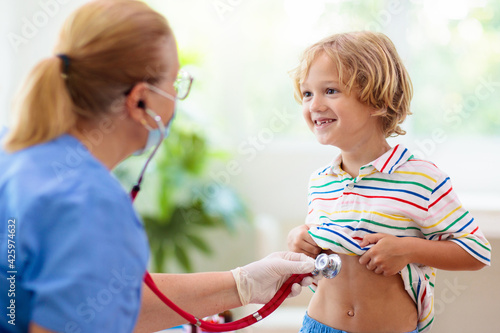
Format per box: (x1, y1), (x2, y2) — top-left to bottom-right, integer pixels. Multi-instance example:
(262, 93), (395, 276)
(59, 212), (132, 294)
(308, 252), (418, 333)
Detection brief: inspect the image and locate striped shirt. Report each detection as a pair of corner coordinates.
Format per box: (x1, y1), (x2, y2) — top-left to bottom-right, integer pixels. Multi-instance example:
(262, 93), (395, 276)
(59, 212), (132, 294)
(306, 144), (491, 332)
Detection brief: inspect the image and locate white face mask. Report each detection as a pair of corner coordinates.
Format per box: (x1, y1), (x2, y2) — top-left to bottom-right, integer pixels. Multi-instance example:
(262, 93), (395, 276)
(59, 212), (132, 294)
(133, 108), (174, 156)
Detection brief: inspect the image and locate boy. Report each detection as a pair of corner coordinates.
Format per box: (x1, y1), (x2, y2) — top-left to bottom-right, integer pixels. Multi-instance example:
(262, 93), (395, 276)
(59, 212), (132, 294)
(287, 31), (491, 333)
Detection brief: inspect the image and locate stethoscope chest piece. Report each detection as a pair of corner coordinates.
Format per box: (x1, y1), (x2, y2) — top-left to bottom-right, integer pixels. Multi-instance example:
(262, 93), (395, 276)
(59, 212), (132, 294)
(312, 253), (342, 279)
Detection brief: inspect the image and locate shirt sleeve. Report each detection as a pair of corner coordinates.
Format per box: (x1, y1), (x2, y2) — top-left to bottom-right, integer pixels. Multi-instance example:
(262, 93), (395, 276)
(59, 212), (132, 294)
(22, 183), (149, 333)
(422, 173), (491, 266)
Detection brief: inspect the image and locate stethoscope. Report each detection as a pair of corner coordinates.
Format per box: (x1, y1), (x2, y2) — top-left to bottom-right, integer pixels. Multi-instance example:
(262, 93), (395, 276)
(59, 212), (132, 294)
(130, 115), (342, 331)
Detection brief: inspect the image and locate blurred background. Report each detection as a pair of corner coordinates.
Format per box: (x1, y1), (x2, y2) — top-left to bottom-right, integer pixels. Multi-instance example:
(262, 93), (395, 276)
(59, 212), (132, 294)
(1, 0), (499, 332)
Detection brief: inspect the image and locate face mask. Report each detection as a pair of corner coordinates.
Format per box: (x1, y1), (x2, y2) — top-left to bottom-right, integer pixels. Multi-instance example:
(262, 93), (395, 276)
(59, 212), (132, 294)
(133, 108), (174, 156)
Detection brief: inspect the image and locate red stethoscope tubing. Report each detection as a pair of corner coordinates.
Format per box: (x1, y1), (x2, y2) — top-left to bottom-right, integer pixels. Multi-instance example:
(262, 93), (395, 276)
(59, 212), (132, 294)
(131, 185), (311, 331)
(144, 271), (310, 331)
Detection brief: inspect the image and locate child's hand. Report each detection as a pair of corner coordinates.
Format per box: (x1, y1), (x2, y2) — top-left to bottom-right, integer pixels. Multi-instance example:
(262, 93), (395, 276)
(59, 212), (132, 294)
(359, 233), (409, 276)
(287, 224), (322, 258)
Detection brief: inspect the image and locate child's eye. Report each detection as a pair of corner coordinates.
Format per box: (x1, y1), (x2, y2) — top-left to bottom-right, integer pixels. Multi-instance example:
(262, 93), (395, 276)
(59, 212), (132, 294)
(302, 91), (312, 98)
(326, 88), (338, 94)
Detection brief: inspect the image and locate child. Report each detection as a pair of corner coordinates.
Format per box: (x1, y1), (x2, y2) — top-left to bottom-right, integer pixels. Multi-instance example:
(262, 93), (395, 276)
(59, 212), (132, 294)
(287, 31), (491, 333)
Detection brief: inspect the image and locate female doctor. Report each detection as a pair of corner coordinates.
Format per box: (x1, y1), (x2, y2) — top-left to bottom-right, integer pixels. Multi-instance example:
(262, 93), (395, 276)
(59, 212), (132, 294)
(0, 0), (315, 332)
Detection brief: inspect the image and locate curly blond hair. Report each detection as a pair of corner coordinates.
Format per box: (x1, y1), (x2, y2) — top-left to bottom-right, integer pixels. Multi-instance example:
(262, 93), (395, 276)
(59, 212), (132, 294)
(291, 31), (413, 137)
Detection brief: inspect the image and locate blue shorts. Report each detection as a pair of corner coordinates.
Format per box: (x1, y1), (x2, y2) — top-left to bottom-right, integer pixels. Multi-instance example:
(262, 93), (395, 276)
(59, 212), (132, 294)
(299, 313), (419, 333)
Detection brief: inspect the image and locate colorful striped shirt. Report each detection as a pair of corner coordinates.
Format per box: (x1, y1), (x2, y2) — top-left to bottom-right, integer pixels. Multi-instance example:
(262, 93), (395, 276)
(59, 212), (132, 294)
(305, 144), (491, 332)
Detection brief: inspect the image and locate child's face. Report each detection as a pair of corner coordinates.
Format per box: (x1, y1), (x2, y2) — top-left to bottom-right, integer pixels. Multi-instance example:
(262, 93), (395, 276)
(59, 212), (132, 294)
(300, 53), (383, 150)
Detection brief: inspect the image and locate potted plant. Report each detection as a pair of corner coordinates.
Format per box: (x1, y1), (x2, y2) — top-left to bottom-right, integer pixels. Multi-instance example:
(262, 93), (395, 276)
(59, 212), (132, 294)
(114, 114), (250, 272)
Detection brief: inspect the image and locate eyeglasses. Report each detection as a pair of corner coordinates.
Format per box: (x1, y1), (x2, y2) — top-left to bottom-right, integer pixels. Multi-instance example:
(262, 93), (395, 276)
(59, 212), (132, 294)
(174, 70), (194, 100)
(145, 83), (176, 102)
(124, 69), (194, 100)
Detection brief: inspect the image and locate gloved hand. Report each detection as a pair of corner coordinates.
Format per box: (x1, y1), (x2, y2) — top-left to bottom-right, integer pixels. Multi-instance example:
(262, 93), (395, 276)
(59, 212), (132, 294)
(230, 251), (317, 306)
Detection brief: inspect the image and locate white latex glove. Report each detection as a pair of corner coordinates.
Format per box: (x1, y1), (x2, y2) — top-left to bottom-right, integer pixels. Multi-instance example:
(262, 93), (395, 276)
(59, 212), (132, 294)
(230, 251), (315, 306)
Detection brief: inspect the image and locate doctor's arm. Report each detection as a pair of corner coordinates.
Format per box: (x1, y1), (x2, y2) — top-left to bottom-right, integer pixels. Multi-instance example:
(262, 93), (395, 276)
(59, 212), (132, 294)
(134, 271), (240, 332)
(134, 251), (315, 333)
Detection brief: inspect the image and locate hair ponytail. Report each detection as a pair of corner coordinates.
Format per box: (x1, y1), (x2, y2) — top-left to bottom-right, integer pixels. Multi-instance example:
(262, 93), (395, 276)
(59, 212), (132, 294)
(3, 0), (172, 152)
(3, 57), (75, 152)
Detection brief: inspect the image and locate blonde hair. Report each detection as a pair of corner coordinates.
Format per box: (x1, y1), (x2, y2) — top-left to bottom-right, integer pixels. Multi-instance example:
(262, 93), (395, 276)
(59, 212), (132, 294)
(291, 31), (413, 137)
(3, 0), (173, 151)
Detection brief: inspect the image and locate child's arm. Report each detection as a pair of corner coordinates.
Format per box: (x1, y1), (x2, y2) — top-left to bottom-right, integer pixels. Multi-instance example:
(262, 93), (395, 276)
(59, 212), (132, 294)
(288, 224), (322, 258)
(359, 233), (486, 276)
(360, 173), (491, 276)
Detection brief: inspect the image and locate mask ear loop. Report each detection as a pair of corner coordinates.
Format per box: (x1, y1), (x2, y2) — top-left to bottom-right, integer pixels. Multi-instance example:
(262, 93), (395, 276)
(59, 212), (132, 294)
(130, 108), (165, 200)
(140, 119), (154, 131)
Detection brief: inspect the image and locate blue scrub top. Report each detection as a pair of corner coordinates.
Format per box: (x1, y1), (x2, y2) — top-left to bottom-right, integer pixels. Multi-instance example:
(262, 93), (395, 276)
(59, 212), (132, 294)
(0, 131), (149, 332)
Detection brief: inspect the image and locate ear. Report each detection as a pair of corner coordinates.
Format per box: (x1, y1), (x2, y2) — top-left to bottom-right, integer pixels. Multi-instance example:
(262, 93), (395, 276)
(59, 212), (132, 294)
(124, 83), (149, 124)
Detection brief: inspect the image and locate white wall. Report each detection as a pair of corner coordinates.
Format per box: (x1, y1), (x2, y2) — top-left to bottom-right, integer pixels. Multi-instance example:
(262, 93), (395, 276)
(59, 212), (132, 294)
(0, 0), (15, 127)
(0, 0), (88, 127)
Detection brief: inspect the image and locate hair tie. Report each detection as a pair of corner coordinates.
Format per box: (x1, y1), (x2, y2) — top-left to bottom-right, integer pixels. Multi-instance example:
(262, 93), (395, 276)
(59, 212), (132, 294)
(56, 54), (71, 79)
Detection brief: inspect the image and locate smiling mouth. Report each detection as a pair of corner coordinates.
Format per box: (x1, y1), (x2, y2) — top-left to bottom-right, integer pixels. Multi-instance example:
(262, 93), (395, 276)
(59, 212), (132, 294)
(314, 119), (336, 125)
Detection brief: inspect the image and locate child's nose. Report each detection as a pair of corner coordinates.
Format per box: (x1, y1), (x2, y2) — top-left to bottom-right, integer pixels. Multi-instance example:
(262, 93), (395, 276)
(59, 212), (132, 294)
(309, 95), (327, 112)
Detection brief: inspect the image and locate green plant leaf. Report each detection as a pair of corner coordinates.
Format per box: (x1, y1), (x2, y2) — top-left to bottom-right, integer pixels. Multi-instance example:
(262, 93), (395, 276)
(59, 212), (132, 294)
(174, 243), (192, 272)
(185, 233), (212, 254)
(114, 112), (251, 274)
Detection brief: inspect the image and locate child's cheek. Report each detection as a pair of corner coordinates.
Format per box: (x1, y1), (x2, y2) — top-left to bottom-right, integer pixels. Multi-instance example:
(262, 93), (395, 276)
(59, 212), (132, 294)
(302, 108), (314, 129)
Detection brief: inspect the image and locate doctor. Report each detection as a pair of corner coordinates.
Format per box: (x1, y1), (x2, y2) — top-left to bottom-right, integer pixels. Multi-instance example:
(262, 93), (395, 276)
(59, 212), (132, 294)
(0, 1), (315, 332)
